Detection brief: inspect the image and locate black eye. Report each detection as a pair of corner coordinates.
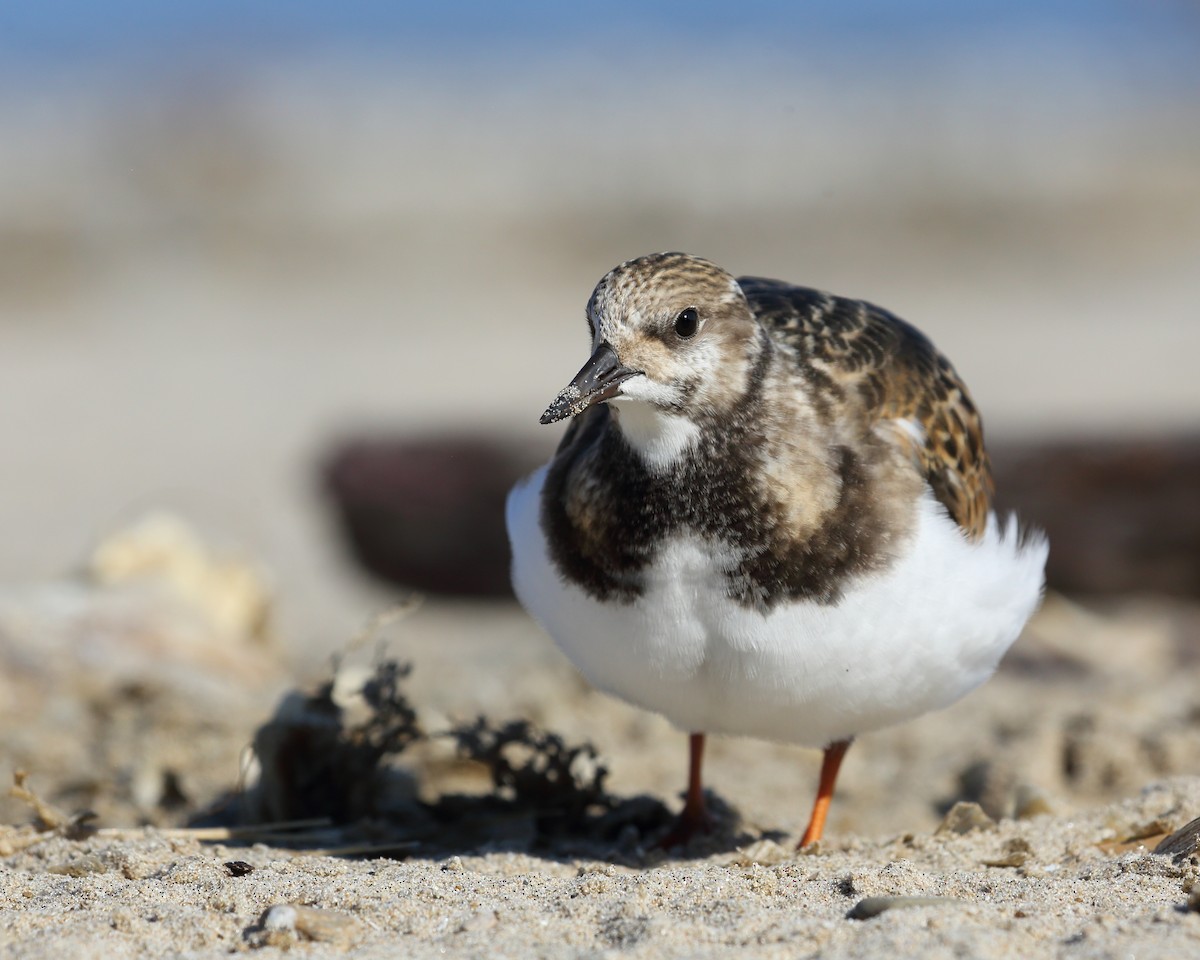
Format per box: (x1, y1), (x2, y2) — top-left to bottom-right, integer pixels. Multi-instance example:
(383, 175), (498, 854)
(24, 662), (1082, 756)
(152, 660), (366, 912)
(674, 307), (700, 339)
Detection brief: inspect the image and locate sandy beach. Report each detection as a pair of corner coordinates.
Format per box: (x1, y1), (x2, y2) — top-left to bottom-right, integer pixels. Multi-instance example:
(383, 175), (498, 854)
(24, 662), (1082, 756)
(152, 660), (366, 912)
(5, 588), (1200, 958)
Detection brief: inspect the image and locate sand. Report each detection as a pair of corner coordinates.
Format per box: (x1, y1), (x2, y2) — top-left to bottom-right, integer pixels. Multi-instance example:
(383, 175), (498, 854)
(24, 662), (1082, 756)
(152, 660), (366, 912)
(4, 581), (1200, 959)
(3, 785), (1199, 960)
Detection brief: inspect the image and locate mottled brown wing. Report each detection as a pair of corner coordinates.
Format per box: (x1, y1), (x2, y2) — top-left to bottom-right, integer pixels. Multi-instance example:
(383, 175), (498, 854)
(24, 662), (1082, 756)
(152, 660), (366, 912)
(739, 277), (994, 539)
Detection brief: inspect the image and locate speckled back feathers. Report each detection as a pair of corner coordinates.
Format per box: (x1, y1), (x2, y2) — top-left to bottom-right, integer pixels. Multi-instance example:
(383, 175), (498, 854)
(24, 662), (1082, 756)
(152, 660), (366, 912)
(739, 277), (994, 539)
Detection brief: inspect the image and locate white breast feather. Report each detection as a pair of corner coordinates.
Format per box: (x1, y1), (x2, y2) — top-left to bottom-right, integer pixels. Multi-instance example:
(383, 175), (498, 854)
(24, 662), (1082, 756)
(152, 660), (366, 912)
(507, 465), (1047, 748)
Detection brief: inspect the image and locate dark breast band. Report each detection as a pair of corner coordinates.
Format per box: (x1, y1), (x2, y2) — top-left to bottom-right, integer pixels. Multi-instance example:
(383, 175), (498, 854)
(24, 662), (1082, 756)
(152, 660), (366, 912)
(540, 357), (898, 612)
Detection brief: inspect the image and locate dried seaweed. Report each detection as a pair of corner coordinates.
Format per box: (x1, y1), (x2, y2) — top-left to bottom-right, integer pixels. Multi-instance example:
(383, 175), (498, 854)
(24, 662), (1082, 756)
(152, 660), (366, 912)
(8, 771), (95, 837)
(238, 652), (673, 854)
(247, 659), (423, 824)
(449, 717), (609, 829)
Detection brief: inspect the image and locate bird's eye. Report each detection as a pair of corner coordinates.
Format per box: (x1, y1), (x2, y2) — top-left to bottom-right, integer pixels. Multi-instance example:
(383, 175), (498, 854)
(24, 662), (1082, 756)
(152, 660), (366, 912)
(674, 307), (700, 339)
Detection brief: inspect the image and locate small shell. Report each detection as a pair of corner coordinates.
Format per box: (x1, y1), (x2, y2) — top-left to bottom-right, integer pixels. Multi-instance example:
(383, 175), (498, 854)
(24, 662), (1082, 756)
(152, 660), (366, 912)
(1154, 815), (1200, 861)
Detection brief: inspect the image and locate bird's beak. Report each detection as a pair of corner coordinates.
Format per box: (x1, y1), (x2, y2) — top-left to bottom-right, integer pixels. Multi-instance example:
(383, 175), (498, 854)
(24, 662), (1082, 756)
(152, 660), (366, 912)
(539, 342), (640, 425)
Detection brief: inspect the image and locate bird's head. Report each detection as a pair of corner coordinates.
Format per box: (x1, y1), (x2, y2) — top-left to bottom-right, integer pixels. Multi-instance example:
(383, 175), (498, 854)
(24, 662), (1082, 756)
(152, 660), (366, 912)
(540, 253), (765, 444)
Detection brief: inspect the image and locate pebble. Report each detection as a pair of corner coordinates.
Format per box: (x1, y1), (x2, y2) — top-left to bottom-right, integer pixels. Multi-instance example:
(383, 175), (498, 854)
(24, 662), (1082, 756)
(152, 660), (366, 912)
(983, 838), (1033, 869)
(261, 904), (297, 933)
(46, 855), (108, 877)
(257, 904), (358, 944)
(846, 896), (966, 920)
(936, 802), (994, 836)
(1014, 784), (1055, 819)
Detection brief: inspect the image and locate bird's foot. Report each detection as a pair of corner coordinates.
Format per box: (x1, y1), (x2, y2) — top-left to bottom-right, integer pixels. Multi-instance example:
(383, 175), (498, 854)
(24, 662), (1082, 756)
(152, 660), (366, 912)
(656, 799), (717, 850)
(794, 738), (852, 851)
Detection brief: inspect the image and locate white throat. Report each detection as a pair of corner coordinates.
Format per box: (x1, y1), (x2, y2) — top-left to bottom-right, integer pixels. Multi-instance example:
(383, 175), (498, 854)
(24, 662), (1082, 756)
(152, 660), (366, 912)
(609, 400), (701, 472)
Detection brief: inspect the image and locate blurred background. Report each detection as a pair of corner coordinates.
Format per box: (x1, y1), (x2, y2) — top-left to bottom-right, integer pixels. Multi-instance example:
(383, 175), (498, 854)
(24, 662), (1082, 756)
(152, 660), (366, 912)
(1, 1), (1199, 831)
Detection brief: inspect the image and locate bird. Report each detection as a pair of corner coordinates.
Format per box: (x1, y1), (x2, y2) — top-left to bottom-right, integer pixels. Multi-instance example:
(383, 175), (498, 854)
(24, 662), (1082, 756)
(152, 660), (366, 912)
(506, 252), (1047, 849)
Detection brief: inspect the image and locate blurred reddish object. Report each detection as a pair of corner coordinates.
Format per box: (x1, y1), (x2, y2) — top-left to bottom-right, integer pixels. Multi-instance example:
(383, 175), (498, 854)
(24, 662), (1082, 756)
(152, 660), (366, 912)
(323, 436), (541, 598)
(993, 436), (1200, 598)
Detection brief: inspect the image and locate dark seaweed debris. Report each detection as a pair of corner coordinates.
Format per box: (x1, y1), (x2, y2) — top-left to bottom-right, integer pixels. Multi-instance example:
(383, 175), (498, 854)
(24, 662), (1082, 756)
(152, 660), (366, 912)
(243, 658), (675, 853)
(247, 660), (423, 825)
(450, 717), (609, 829)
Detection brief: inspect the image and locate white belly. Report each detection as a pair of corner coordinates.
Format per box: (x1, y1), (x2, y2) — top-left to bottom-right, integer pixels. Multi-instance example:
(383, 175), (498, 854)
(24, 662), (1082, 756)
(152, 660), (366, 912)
(507, 465), (1047, 748)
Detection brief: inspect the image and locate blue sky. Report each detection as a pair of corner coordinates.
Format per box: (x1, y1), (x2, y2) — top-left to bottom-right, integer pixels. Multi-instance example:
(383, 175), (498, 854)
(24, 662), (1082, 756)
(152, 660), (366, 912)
(2, 0), (1196, 76)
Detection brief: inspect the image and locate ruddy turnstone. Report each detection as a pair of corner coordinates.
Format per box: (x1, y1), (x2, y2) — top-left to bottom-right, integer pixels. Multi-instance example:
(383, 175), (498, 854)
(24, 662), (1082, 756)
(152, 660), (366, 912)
(506, 252), (1047, 848)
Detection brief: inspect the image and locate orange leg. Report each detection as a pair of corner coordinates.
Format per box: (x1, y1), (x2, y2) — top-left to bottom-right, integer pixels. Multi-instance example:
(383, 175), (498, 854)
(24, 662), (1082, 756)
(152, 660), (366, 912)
(797, 738), (852, 849)
(658, 732), (714, 848)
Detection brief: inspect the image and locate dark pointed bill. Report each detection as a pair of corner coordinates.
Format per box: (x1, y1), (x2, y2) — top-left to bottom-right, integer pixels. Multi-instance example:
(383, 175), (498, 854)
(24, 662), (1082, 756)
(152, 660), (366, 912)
(539, 342), (640, 425)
